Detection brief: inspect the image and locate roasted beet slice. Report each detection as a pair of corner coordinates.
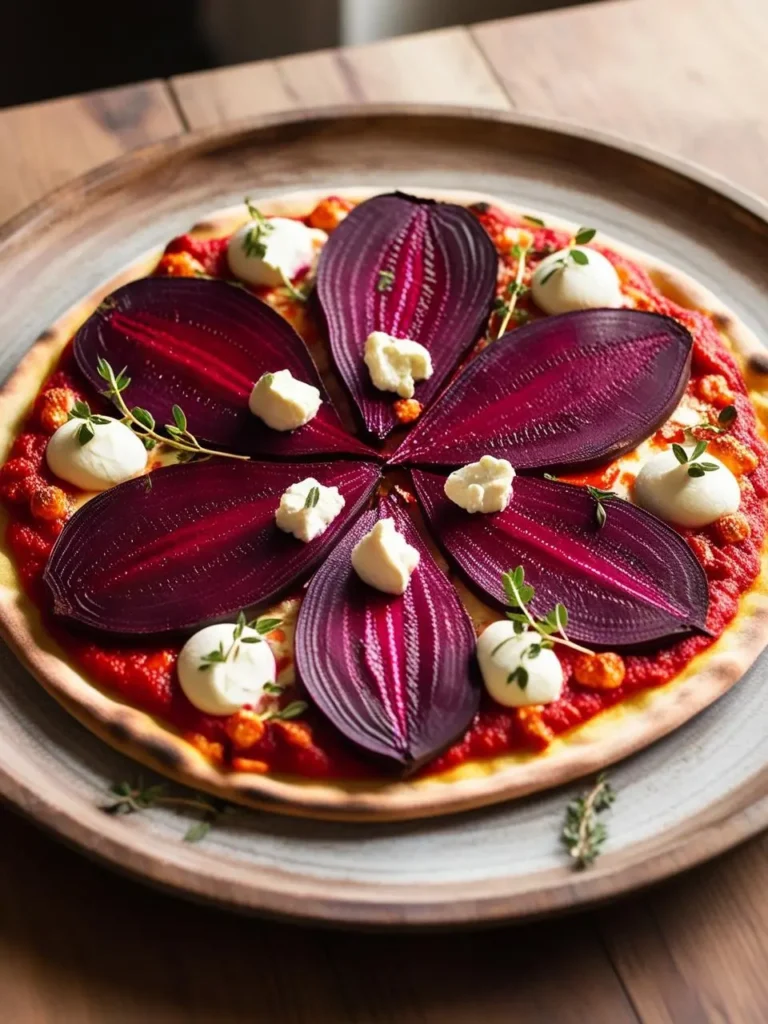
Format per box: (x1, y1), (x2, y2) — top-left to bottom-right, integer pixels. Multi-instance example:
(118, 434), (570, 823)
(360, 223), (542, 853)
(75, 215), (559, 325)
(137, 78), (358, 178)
(45, 459), (381, 635)
(413, 471), (709, 647)
(393, 310), (693, 469)
(294, 494), (479, 771)
(315, 192), (497, 440)
(74, 277), (374, 460)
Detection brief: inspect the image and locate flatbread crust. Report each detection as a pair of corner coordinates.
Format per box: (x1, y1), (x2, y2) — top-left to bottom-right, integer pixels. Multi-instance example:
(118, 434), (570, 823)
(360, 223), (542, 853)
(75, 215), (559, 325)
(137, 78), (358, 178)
(1, 186), (767, 822)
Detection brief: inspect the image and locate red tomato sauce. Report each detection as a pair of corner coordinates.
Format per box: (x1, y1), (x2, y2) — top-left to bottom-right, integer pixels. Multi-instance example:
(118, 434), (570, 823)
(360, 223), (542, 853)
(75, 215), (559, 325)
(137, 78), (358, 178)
(2, 196), (766, 781)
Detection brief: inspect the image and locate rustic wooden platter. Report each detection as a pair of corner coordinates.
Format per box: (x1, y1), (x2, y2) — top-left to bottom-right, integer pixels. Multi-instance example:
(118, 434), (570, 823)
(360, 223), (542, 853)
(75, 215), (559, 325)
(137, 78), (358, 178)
(0, 106), (767, 927)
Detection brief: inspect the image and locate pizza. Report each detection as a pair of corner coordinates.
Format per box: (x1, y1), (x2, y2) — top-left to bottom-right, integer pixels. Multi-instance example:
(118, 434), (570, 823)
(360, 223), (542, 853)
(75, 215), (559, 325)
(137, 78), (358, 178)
(0, 186), (767, 822)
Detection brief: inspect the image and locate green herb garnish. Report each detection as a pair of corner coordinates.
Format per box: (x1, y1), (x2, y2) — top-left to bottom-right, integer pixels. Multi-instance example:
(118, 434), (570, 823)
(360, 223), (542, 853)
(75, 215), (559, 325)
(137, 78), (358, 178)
(586, 485), (619, 529)
(304, 485), (320, 510)
(672, 440), (719, 478)
(101, 778), (228, 843)
(377, 269), (395, 292)
(198, 611), (283, 671)
(502, 565), (593, 655)
(96, 358), (249, 463)
(495, 243), (531, 339)
(67, 399), (112, 447)
(561, 772), (615, 868)
(523, 214), (545, 227)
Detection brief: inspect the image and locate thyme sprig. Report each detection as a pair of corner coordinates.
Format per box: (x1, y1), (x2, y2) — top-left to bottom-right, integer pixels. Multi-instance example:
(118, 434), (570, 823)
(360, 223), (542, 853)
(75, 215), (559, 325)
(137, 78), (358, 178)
(539, 226), (596, 286)
(67, 399), (112, 446)
(586, 485), (619, 529)
(96, 358), (249, 462)
(672, 439), (720, 478)
(198, 611), (283, 670)
(494, 243), (531, 338)
(102, 778), (228, 843)
(693, 404), (737, 436)
(377, 269), (395, 292)
(561, 772), (615, 868)
(243, 198), (310, 303)
(502, 565), (594, 656)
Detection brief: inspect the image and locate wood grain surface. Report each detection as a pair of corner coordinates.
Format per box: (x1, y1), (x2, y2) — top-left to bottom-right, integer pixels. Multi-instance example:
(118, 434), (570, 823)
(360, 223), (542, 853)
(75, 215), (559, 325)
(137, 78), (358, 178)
(0, 1), (767, 1019)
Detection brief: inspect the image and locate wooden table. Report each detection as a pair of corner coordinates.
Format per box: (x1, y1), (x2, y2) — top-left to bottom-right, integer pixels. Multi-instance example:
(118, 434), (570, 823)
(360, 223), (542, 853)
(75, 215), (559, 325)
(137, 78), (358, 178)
(1, 0), (767, 1018)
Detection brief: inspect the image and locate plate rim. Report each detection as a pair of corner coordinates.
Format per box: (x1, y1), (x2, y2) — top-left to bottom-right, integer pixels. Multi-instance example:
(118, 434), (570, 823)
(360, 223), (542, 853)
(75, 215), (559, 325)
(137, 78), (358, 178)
(0, 103), (767, 926)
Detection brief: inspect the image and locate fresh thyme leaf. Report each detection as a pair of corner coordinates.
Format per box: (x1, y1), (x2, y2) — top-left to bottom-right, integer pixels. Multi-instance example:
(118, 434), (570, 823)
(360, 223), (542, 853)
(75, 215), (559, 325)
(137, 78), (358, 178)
(595, 502), (607, 529)
(233, 610), (247, 641)
(501, 567), (593, 657)
(260, 372), (275, 387)
(304, 485), (320, 509)
(574, 226), (597, 245)
(698, 461), (720, 471)
(132, 407), (155, 431)
(71, 399), (91, 419)
(254, 616), (282, 635)
(523, 214), (545, 226)
(506, 665), (529, 688)
(718, 405), (737, 428)
(539, 262), (563, 286)
(262, 681), (284, 696)
(77, 421), (95, 446)
(586, 485), (618, 530)
(184, 820), (211, 843)
(525, 643), (542, 660)
(561, 772), (615, 868)
(690, 439), (708, 462)
(274, 700), (308, 721)
(570, 248), (589, 265)
(687, 465), (705, 478)
(543, 472), (558, 481)
(377, 269), (395, 292)
(91, 416), (112, 425)
(172, 404), (187, 432)
(672, 443), (689, 464)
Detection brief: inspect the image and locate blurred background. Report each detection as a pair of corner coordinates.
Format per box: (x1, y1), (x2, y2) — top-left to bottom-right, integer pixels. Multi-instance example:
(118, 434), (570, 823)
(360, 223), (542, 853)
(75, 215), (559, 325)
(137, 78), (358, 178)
(0, 0), (593, 108)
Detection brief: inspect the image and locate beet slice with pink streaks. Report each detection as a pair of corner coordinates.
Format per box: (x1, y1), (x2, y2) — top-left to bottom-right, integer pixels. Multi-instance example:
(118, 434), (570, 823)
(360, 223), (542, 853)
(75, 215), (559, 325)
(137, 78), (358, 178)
(294, 494), (479, 771)
(74, 277), (374, 461)
(393, 309), (693, 469)
(315, 192), (498, 440)
(45, 459), (381, 635)
(412, 470), (709, 647)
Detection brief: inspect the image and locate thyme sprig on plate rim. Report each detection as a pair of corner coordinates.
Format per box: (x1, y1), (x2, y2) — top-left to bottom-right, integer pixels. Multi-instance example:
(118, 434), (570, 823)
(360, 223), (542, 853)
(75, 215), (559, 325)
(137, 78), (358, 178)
(101, 777), (229, 843)
(96, 358), (250, 463)
(67, 399), (112, 446)
(561, 772), (615, 868)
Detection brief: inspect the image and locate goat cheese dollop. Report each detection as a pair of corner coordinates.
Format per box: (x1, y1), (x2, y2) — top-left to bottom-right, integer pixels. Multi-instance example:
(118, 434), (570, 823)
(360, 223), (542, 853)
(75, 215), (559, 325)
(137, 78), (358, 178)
(633, 446), (740, 527)
(363, 331), (433, 399)
(351, 518), (420, 595)
(227, 216), (325, 288)
(477, 621), (564, 707)
(531, 246), (622, 315)
(46, 417), (148, 492)
(275, 477), (345, 543)
(249, 370), (321, 431)
(177, 622), (277, 716)
(444, 455), (515, 514)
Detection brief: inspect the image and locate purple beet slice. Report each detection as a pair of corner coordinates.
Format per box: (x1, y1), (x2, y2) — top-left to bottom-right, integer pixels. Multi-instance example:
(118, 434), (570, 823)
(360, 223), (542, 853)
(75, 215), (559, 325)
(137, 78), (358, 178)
(393, 309), (693, 469)
(294, 494), (479, 771)
(45, 459), (381, 635)
(315, 192), (498, 440)
(412, 471), (709, 646)
(74, 277), (374, 460)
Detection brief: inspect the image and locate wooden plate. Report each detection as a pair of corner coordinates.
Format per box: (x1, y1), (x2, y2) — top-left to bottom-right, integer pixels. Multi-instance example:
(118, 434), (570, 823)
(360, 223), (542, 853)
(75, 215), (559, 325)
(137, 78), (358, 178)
(0, 106), (767, 927)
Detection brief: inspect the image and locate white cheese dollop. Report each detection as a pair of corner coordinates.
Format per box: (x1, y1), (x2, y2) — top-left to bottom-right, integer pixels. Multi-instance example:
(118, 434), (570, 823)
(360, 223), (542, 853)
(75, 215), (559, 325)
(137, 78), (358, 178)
(531, 246), (622, 315)
(249, 370), (321, 431)
(444, 456), (515, 514)
(363, 331), (433, 399)
(275, 476), (345, 543)
(177, 622), (276, 716)
(46, 416), (148, 492)
(227, 216), (325, 288)
(633, 446), (740, 528)
(351, 518), (420, 595)
(477, 621), (564, 707)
